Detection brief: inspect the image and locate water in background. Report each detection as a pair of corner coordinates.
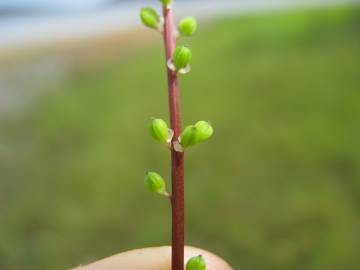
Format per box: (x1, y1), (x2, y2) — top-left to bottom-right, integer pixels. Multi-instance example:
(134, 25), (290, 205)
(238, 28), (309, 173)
(1, 0), (355, 50)
(0, 0), (357, 115)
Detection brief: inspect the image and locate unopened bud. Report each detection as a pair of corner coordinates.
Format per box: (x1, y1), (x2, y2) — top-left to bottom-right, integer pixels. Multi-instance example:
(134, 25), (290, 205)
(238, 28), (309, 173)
(194, 121), (213, 143)
(144, 172), (166, 195)
(178, 17), (197, 36)
(179, 125), (197, 148)
(149, 118), (173, 145)
(140, 8), (160, 29)
(186, 255), (206, 270)
(173, 46), (192, 71)
(179, 121), (213, 149)
(160, 0), (173, 7)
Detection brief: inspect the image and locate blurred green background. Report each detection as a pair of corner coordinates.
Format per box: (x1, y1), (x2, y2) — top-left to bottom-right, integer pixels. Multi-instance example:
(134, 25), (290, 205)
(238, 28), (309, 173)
(1, 5), (360, 270)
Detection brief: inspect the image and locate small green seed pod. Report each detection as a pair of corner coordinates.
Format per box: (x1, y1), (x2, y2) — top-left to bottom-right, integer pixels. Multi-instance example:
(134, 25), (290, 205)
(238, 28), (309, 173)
(194, 121), (213, 143)
(140, 8), (160, 29)
(160, 0), (172, 7)
(178, 17), (197, 36)
(186, 255), (206, 270)
(149, 118), (173, 144)
(179, 121), (213, 149)
(173, 46), (192, 71)
(144, 172), (166, 195)
(179, 125), (197, 148)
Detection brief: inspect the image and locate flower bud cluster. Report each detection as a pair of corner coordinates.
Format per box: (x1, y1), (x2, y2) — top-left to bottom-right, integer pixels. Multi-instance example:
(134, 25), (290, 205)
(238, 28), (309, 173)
(140, 1), (197, 75)
(140, 5), (211, 268)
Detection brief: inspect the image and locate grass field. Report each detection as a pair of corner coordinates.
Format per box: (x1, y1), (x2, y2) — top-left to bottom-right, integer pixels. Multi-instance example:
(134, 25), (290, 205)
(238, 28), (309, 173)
(0, 6), (360, 270)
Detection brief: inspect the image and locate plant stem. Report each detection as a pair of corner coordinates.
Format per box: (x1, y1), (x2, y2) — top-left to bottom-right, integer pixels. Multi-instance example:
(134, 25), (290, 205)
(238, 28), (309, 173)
(163, 6), (185, 270)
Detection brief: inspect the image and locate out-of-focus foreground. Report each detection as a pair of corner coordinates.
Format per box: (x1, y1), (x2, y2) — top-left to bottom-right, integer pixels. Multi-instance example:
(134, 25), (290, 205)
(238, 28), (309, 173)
(0, 5), (359, 270)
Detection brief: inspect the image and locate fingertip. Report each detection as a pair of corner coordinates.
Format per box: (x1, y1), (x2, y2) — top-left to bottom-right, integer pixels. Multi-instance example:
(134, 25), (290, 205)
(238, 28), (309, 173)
(185, 246), (233, 270)
(72, 246), (232, 270)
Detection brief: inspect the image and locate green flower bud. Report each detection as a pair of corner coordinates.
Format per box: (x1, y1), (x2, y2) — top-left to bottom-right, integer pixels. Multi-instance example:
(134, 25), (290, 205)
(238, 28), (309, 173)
(178, 17), (197, 36)
(179, 125), (197, 148)
(149, 118), (173, 144)
(194, 121), (213, 143)
(140, 8), (160, 29)
(186, 255), (206, 270)
(144, 172), (166, 195)
(173, 46), (192, 71)
(160, 0), (173, 7)
(179, 121), (213, 149)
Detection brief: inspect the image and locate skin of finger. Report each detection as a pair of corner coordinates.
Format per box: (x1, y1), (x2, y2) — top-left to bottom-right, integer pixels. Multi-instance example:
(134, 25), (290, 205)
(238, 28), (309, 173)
(72, 246), (233, 270)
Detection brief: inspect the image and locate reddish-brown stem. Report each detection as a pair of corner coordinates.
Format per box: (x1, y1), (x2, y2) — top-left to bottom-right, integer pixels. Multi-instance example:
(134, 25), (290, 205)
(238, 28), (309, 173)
(163, 6), (185, 270)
